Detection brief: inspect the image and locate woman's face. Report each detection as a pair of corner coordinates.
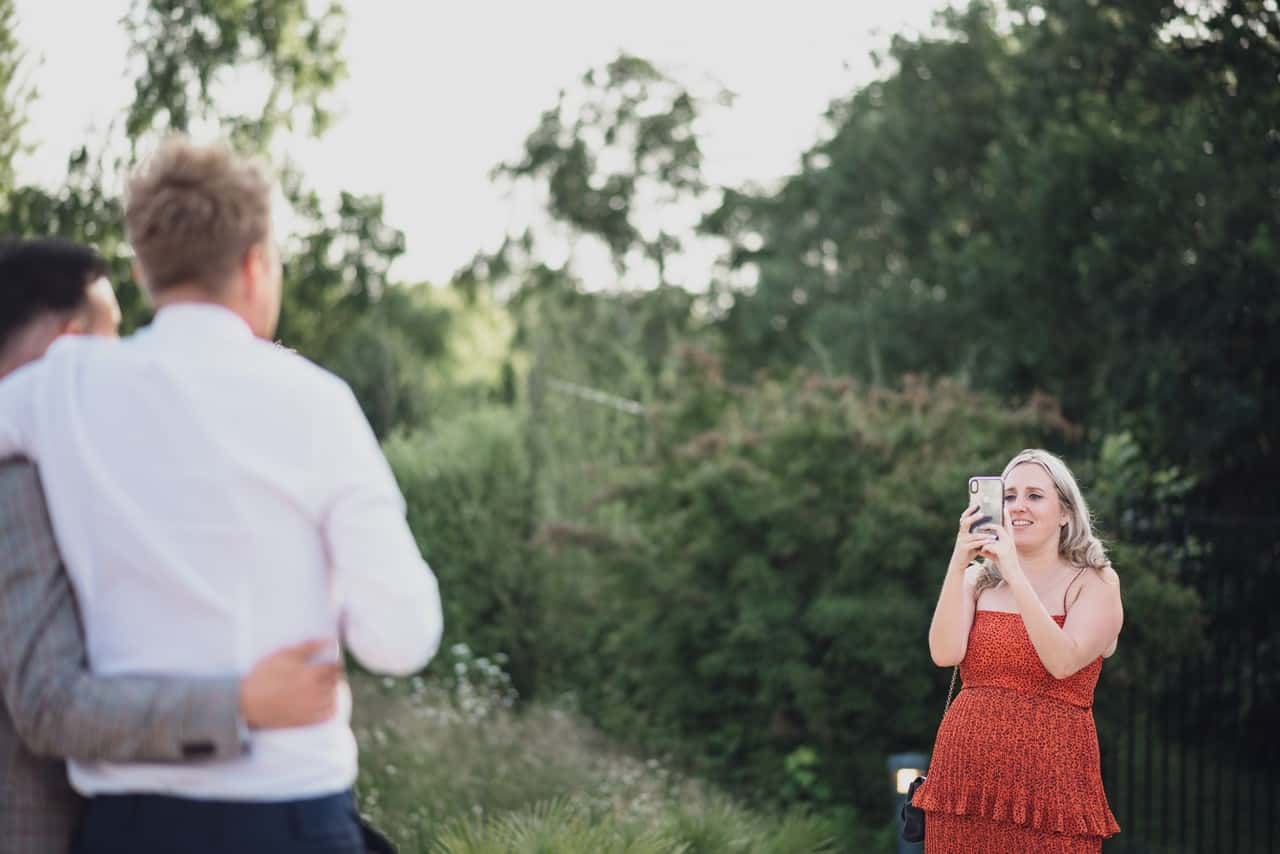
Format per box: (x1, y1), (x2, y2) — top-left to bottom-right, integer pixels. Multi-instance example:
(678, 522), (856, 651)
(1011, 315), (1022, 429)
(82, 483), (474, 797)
(1004, 462), (1068, 552)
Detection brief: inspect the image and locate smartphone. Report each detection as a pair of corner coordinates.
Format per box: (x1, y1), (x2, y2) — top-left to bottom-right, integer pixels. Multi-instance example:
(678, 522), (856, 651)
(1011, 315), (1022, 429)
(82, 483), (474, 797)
(968, 476), (1004, 534)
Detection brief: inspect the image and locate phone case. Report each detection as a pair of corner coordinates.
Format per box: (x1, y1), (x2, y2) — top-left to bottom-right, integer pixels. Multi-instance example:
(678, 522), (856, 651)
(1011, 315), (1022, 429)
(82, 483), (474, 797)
(968, 476), (1004, 532)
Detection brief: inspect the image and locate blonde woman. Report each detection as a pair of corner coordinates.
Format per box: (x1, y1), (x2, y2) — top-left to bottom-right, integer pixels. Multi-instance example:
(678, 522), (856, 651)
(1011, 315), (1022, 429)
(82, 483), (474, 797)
(915, 449), (1123, 853)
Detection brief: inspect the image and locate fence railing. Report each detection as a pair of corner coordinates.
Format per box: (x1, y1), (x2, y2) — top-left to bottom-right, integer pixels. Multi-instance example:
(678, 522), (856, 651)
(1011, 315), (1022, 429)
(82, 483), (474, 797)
(1100, 518), (1279, 854)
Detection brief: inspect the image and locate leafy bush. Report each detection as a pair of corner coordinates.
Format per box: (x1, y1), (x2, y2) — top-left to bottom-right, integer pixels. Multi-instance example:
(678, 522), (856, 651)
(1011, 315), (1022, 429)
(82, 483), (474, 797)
(709, 1), (1280, 530)
(563, 351), (1201, 813)
(1085, 432), (1207, 676)
(384, 409), (552, 696)
(380, 357), (1203, 825)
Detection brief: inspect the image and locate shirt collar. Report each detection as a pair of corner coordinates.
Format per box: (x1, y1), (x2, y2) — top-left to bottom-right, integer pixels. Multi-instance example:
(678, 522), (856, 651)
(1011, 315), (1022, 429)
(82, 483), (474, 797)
(150, 303), (254, 341)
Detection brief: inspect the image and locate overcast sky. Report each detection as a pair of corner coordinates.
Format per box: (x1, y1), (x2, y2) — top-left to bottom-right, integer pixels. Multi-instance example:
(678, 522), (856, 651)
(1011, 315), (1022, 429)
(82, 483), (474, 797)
(12, 1), (949, 285)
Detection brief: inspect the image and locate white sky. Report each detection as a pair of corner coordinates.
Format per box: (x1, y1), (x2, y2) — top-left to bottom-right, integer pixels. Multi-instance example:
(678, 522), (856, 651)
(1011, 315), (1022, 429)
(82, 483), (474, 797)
(12, 1), (949, 286)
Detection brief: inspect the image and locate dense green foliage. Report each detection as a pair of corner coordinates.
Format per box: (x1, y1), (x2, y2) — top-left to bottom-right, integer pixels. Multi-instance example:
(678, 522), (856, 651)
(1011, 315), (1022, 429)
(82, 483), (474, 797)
(122, 0), (346, 144)
(0, 0), (449, 437)
(0, 0), (26, 188)
(6, 0), (1267, 846)
(384, 410), (552, 697)
(459, 53), (723, 294)
(378, 353), (1204, 818)
(577, 366), (1069, 807)
(496, 358), (1200, 811)
(708, 0), (1280, 520)
(422, 5), (1247, 816)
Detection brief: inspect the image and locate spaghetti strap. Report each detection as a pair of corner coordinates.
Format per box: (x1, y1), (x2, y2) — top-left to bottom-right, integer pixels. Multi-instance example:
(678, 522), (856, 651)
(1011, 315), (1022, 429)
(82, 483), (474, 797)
(1063, 566), (1088, 616)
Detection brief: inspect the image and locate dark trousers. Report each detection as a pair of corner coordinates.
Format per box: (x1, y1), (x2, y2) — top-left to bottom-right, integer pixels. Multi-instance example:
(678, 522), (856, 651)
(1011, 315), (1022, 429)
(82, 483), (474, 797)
(71, 789), (364, 854)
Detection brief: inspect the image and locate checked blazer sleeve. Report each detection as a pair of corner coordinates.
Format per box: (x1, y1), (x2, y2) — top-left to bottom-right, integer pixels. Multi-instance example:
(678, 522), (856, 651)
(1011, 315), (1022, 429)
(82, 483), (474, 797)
(0, 459), (246, 762)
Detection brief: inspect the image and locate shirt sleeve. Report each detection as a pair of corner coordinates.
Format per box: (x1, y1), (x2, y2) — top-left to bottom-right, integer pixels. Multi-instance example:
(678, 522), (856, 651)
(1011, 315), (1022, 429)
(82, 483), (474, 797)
(322, 388), (443, 676)
(0, 358), (42, 459)
(0, 459), (247, 762)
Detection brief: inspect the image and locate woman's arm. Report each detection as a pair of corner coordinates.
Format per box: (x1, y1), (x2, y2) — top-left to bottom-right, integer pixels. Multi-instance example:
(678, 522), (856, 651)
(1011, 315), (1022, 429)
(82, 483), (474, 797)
(928, 506), (993, 666)
(985, 526), (1123, 679)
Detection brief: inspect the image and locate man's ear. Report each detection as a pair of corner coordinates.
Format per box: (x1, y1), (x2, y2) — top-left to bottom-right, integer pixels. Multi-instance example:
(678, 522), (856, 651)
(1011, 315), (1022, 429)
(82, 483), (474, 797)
(240, 242), (267, 298)
(57, 313), (86, 336)
(131, 261), (156, 307)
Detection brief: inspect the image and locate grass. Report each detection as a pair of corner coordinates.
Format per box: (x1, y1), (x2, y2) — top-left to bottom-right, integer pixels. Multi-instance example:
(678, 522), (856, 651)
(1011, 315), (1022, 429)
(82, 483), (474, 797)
(433, 798), (845, 854)
(348, 648), (868, 853)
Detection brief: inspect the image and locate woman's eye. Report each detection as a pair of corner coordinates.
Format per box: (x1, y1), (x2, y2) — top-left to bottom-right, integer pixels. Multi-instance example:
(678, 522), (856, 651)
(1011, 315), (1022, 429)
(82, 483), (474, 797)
(1004, 495), (1014, 502)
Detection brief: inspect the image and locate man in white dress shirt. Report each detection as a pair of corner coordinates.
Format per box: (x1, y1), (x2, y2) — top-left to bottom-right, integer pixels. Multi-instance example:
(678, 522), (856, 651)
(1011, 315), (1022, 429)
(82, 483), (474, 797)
(0, 139), (443, 853)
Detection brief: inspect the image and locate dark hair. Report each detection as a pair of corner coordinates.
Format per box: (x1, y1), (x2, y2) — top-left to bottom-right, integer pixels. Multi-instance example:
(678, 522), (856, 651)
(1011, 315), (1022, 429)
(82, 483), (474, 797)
(0, 237), (109, 351)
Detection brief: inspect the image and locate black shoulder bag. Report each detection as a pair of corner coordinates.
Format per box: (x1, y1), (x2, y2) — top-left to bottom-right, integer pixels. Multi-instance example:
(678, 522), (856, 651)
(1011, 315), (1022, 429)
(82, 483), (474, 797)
(901, 665), (960, 844)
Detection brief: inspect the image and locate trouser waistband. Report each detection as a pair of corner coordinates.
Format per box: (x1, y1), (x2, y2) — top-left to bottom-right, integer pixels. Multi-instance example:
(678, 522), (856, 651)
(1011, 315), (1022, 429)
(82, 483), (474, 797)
(72, 789), (363, 854)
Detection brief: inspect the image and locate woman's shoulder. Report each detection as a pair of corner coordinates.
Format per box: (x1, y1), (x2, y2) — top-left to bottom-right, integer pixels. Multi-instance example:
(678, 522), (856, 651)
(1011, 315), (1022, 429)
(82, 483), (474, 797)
(1065, 562), (1121, 612)
(1092, 563), (1121, 588)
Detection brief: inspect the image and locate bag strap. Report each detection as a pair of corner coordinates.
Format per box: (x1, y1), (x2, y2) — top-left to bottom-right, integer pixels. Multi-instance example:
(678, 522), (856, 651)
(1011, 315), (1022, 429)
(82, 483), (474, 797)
(943, 665), (959, 716)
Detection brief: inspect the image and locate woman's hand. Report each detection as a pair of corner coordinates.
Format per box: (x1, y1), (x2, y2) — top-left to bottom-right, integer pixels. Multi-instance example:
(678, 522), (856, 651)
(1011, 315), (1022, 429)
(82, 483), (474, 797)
(951, 505), (998, 569)
(977, 521), (1023, 578)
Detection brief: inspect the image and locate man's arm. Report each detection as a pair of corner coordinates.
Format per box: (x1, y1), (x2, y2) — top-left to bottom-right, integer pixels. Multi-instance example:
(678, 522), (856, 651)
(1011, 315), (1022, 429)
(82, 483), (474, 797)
(324, 388), (443, 676)
(0, 459), (241, 761)
(0, 358), (40, 459)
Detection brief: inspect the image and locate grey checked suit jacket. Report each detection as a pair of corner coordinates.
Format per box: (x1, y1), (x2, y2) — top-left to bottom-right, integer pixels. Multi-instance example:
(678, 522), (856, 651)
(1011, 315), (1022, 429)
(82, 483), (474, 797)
(0, 459), (247, 854)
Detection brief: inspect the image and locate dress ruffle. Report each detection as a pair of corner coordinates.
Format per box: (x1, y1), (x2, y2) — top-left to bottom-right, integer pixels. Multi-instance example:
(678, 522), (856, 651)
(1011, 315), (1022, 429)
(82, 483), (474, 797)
(916, 773), (1120, 836)
(915, 610), (1120, 840)
(916, 687), (1120, 837)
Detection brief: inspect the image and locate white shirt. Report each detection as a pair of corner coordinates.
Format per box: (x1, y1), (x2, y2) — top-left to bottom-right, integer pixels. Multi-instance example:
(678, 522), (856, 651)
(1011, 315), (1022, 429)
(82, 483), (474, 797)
(0, 304), (443, 800)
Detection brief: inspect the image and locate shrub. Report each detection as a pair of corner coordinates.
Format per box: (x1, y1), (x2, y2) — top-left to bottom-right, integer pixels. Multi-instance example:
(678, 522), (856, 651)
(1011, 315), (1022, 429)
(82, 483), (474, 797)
(566, 352), (1201, 813)
(383, 409), (551, 696)
(380, 356), (1203, 824)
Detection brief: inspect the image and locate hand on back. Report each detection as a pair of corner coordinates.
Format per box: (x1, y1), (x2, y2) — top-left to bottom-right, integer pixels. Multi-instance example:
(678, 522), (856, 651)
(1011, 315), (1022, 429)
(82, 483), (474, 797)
(240, 639), (343, 729)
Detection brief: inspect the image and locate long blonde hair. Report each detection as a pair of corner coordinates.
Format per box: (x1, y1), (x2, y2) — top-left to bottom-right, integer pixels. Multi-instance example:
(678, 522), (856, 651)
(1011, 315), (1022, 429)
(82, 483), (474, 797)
(974, 449), (1112, 595)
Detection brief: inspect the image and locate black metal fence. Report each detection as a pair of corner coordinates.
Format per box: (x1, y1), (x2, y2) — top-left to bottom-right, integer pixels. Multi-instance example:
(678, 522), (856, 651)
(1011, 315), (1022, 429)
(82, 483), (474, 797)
(1100, 518), (1279, 854)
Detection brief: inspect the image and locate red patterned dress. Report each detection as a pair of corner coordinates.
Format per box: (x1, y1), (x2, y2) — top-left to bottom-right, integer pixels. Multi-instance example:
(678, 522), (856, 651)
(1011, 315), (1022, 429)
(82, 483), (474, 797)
(914, 610), (1120, 853)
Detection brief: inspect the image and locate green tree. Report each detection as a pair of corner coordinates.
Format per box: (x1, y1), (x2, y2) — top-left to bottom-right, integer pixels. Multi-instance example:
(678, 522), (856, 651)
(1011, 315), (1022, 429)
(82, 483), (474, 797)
(0, 0), (30, 189)
(118, 1), (446, 435)
(709, 0), (1280, 530)
(122, 0), (346, 146)
(3, 0), (448, 437)
(463, 53), (726, 295)
(456, 55), (729, 530)
(698, 6), (1276, 804)
(384, 408), (560, 697)
(0, 151), (141, 319)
